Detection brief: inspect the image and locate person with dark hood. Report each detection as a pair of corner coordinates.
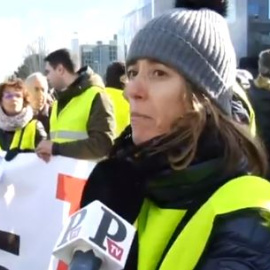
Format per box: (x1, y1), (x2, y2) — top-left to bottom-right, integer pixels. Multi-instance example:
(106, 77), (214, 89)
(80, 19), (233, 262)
(80, 0), (270, 269)
(0, 79), (46, 160)
(36, 49), (115, 161)
(249, 49), (270, 164)
(105, 61), (130, 137)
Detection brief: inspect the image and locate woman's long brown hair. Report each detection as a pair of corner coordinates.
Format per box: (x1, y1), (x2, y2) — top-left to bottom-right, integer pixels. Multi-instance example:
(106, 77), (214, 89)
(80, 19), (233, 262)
(141, 83), (268, 176)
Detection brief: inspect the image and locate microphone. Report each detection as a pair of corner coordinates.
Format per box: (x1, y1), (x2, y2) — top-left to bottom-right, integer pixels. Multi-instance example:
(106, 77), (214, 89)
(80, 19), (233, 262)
(53, 200), (136, 270)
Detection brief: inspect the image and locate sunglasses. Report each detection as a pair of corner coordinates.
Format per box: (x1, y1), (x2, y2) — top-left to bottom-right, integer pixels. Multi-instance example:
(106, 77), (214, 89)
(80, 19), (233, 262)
(2, 92), (23, 99)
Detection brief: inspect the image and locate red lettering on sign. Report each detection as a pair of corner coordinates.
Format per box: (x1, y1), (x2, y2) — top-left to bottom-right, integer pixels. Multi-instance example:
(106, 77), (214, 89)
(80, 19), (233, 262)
(56, 174), (87, 270)
(107, 238), (124, 261)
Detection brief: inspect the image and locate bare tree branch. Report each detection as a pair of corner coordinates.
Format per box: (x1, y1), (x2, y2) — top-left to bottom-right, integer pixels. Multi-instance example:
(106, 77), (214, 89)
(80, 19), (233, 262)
(14, 37), (48, 79)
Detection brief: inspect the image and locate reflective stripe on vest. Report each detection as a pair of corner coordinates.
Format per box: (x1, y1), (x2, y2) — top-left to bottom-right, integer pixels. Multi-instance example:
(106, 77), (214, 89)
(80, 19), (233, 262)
(0, 119), (37, 151)
(137, 176), (270, 270)
(50, 131), (88, 141)
(105, 87), (130, 137)
(49, 86), (101, 143)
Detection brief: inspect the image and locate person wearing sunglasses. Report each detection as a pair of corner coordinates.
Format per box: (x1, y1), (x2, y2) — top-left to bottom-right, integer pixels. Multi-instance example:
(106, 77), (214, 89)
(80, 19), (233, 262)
(0, 78), (47, 160)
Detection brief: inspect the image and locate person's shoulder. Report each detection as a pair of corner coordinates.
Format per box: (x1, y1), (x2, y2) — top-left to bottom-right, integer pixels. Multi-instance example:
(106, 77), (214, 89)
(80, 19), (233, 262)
(249, 80), (270, 104)
(210, 209), (270, 257)
(196, 209), (270, 269)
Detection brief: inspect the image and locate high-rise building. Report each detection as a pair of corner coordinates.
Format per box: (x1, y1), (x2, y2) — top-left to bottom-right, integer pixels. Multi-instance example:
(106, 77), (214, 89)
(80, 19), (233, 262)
(81, 44), (95, 67)
(117, 0), (270, 63)
(71, 32), (81, 70)
(80, 35), (118, 77)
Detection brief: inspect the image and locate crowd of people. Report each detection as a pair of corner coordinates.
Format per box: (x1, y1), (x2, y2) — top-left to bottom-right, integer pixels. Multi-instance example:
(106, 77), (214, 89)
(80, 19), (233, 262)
(0, 49), (129, 162)
(1, 0), (270, 269)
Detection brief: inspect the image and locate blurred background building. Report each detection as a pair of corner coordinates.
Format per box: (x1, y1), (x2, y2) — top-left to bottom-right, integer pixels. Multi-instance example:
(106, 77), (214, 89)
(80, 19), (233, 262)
(117, 0), (270, 71)
(80, 35), (118, 77)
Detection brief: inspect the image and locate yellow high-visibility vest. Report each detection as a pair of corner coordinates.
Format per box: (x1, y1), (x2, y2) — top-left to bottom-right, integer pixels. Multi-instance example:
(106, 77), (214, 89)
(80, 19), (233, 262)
(137, 176), (270, 270)
(50, 86), (101, 143)
(0, 119), (37, 151)
(105, 87), (130, 137)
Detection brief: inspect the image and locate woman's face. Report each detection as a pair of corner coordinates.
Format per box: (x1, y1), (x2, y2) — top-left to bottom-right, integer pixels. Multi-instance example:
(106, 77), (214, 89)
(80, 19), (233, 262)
(1, 86), (24, 115)
(125, 59), (190, 145)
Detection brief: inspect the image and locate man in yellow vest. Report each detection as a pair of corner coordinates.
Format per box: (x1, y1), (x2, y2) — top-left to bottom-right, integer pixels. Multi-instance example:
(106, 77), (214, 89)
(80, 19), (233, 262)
(105, 62), (130, 137)
(36, 49), (115, 162)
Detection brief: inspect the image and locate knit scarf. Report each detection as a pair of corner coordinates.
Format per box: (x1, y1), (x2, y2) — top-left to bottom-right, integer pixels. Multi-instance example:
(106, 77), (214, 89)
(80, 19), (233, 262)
(0, 105), (33, 131)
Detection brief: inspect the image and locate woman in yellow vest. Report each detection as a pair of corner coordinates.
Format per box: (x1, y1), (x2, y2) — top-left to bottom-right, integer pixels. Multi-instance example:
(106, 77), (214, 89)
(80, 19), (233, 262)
(0, 79), (46, 160)
(81, 1), (270, 269)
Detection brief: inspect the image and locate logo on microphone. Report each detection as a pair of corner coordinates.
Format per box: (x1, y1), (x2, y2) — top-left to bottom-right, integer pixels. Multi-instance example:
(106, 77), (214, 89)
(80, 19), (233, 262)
(89, 206), (127, 261)
(57, 208), (87, 246)
(57, 204), (129, 262)
(107, 238), (124, 261)
(69, 227), (81, 240)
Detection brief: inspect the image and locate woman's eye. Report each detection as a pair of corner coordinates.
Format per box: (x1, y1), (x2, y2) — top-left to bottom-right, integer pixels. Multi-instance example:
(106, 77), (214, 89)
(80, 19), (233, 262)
(153, 70), (167, 77)
(127, 69), (137, 79)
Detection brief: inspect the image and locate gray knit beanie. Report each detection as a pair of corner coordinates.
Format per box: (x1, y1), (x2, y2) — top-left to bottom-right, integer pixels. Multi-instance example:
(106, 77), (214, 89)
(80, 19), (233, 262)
(258, 49), (270, 78)
(126, 0), (236, 115)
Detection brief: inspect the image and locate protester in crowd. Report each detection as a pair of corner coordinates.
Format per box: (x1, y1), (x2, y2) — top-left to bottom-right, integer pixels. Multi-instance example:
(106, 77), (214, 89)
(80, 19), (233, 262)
(231, 69), (256, 136)
(36, 49), (115, 161)
(0, 79), (47, 160)
(249, 49), (270, 163)
(81, 1), (270, 269)
(105, 61), (130, 137)
(25, 72), (53, 133)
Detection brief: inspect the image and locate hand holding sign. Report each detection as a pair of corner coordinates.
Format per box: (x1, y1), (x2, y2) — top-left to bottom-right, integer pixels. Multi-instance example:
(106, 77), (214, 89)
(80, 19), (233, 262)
(53, 201), (136, 270)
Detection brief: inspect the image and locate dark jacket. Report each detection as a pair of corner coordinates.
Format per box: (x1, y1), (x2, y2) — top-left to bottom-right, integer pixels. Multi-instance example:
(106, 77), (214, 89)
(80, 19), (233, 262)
(33, 104), (51, 134)
(249, 80), (270, 159)
(81, 127), (270, 270)
(52, 66), (115, 160)
(196, 209), (270, 270)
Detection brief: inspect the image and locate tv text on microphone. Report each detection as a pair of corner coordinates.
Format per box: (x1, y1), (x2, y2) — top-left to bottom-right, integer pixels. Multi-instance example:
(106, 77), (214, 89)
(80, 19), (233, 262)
(53, 200), (136, 270)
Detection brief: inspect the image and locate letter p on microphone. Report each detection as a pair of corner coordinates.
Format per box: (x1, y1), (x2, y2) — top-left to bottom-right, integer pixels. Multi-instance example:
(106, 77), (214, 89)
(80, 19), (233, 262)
(89, 205), (127, 261)
(58, 208), (87, 246)
(53, 201), (136, 269)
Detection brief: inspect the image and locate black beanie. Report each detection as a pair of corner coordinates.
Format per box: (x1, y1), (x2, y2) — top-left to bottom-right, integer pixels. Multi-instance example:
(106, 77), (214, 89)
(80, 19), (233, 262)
(105, 61), (126, 90)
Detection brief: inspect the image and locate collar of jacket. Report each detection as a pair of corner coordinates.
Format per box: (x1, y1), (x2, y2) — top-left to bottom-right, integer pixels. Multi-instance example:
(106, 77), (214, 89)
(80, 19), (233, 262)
(145, 157), (247, 209)
(109, 125), (247, 209)
(57, 72), (92, 103)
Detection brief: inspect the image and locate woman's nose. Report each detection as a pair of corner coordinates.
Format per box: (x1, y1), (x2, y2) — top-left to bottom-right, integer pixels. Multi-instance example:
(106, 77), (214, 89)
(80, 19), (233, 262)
(125, 76), (148, 101)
